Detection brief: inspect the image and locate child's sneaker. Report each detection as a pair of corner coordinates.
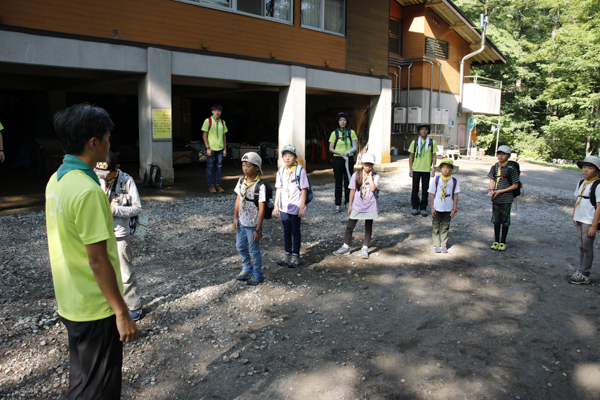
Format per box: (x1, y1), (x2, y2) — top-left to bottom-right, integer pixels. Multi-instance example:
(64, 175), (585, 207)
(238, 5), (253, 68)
(420, 210), (428, 217)
(334, 205), (341, 212)
(440, 246), (448, 253)
(434, 246), (441, 253)
(277, 253), (291, 266)
(235, 270), (252, 280)
(567, 271), (591, 285)
(288, 254), (299, 268)
(490, 242), (500, 250)
(360, 247), (369, 259)
(246, 273), (264, 285)
(411, 209), (418, 215)
(334, 244), (350, 255)
(497, 243), (506, 251)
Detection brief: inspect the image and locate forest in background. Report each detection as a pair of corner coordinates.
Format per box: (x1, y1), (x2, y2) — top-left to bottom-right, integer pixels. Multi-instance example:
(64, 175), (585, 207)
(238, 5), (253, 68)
(455, 0), (600, 161)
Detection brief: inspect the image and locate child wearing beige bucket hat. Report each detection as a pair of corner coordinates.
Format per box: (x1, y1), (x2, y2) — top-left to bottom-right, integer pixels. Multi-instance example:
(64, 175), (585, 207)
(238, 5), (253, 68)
(567, 156), (600, 284)
(428, 158), (460, 253)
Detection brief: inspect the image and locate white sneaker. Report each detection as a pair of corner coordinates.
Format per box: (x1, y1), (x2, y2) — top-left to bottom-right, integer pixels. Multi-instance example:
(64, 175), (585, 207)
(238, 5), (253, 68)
(360, 247), (369, 259)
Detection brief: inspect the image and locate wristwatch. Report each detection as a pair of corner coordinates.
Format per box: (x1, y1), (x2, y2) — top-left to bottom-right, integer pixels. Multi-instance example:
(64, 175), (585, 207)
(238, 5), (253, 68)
(255, 230), (262, 235)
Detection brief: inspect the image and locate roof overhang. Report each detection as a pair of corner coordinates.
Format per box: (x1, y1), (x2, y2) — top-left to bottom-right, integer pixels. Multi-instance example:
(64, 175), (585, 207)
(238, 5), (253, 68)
(395, 0), (507, 65)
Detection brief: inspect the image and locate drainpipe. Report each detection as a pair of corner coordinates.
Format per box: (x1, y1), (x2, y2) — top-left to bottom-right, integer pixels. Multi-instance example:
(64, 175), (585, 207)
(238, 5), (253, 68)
(389, 71), (398, 106)
(406, 63), (412, 133)
(458, 14), (489, 116)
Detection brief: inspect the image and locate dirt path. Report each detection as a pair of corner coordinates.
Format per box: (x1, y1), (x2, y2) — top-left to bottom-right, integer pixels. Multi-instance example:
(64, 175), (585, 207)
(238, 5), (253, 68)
(1, 160), (599, 400)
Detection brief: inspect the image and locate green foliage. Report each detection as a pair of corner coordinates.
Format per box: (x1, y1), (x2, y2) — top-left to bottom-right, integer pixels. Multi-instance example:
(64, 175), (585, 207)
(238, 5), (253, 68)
(455, 0), (600, 161)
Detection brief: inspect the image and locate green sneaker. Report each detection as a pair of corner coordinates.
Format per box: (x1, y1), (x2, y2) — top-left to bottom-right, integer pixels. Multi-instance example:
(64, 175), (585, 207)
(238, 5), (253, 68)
(491, 242), (500, 250)
(288, 254), (299, 268)
(235, 270), (252, 280)
(277, 253), (291, 266)
(246, 274), (264, 285)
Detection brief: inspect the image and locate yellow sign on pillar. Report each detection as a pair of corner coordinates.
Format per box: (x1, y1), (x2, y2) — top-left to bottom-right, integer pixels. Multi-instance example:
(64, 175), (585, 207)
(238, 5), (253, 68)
(152, 109), (172, 140)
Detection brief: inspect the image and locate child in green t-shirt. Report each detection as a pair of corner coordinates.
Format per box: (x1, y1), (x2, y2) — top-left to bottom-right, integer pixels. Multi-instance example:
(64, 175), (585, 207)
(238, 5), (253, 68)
(408, 123), (438, 216)
(328, 112), (357, 212)
(202, 104), (228, 193)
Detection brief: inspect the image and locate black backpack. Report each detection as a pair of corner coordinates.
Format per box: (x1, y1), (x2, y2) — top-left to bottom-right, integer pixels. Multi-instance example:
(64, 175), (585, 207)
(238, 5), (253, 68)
(492, 161), (522, 197)
(277, 165), (314, 205)
(578, 179), (600, 209)
(237, 177), (274, 219)
(142, 163), (163, 189)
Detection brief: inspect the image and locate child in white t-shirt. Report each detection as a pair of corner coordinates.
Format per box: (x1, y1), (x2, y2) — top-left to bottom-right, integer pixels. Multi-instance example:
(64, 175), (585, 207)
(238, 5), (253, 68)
(428, 158), (460, 253)
(567, 156), (600, 284)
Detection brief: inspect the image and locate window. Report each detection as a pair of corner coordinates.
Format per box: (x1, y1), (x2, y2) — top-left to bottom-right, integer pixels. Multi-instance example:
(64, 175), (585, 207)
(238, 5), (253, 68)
(389, 18), (402, 56)
(181, 0), (291, 23)
(301, 0), (345, 35)
(425, 36), (449, 59)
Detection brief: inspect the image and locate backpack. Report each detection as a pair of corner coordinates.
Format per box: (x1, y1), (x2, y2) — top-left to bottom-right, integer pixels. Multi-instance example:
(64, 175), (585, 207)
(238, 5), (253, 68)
(434, 175), (457, 199)
(411, 137), (433, 156)
(237, 177), (274, 219)
(207, 117), (225, 133)
(578, 179), (600, 209)
(492, 161), (522, 197)
(142, 163), (163, 189)
(278, 165), (314, 205)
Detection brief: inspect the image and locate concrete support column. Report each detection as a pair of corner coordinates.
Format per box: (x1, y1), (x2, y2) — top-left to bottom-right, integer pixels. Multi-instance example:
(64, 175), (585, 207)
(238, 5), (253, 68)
(278, 66), (306, 167)
(368, 79), (392, 164)
(138, 47), (174, 181)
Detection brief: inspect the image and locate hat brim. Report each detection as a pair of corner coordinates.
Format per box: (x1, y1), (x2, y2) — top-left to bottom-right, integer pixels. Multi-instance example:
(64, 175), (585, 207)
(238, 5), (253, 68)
(435, 164), (459, 174)
(577, 161), (599, 170)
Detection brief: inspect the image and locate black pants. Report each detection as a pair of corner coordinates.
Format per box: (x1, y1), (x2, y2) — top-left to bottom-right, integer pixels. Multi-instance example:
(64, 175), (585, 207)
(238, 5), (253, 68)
(411, 171), (431, 210)
(333, 155), (354, 206)
(60, 315), (122, 400)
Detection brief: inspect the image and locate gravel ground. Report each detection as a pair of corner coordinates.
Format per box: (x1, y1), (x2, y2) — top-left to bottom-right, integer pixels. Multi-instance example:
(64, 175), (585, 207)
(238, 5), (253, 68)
(1, 161), (600, 400)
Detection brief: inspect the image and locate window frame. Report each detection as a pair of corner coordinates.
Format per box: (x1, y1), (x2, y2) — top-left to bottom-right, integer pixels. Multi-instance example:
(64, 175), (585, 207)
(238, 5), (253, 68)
(300, 0), (346, 37)
(175, 0), (294, 26)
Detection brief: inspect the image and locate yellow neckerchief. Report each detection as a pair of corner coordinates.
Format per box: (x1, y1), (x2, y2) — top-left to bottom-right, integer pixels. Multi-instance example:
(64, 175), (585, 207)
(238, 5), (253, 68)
(104, 171), (118, 196)
(576, 177), (600, 208)
(284, 162), (298, 196)
(440, 174), (451, 199)
(241, 176), (259, 206)
(495, 161), (509, 189)
(360, 171), (369, 199)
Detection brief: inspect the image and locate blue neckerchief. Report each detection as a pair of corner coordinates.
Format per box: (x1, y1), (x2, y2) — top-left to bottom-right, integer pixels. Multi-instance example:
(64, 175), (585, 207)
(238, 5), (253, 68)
(57, 154), (100, 185)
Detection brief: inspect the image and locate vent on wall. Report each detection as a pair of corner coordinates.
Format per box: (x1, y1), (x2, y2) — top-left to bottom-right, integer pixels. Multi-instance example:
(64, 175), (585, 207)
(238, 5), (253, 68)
(425, 36), (449, 59)
(389, 18), (402, 56)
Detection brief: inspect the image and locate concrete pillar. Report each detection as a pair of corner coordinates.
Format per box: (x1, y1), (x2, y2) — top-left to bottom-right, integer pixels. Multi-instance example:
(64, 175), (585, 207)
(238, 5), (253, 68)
(368, 79), (392, 164)
(278, 66), (306, 167)
(138, 47), (174, 181)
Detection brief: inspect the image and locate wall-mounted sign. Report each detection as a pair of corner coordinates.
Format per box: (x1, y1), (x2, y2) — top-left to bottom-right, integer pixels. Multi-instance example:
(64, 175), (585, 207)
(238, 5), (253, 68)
(152, 109), (171, 141)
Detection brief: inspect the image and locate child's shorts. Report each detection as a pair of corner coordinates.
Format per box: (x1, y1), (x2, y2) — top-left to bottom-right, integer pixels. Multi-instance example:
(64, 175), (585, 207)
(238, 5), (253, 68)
(491, 202), (512, 226)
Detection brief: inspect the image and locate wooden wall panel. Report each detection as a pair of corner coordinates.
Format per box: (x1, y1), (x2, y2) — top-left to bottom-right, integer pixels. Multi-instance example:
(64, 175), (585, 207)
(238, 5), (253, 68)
(346, 0), (390, 76)
(2, 0), (347, 70)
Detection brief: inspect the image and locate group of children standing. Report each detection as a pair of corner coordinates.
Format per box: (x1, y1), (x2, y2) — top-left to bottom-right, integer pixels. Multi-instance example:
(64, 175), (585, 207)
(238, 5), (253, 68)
(228, 108), (595, 287)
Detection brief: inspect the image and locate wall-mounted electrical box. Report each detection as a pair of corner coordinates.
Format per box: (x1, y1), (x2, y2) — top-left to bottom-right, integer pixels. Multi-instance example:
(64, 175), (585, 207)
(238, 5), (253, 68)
(431, 108), (442, 124)
(442, 109), (449, 125)
(408, 107), (422, 123)
(393, 107), (406, 124)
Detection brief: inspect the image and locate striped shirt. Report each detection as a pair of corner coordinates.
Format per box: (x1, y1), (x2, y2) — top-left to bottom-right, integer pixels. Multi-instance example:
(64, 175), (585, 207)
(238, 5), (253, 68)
(487, 163), (520, 204)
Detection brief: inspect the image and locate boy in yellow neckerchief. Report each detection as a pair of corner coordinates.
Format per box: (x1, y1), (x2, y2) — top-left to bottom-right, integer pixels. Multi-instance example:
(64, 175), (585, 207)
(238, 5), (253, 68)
(568, 156), (600, 284)
(487, 145), (520, 251)
(429, 158), (460, 253)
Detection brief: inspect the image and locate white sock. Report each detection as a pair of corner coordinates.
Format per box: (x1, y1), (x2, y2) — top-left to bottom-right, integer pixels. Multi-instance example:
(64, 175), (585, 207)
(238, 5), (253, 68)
(342, 244), (349, 249)
(362, 246), (368, 250)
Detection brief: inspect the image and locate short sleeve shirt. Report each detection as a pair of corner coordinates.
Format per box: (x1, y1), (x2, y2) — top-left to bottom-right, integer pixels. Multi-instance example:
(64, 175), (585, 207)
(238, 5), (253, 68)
(201, 117), (228, 151)
(275, 166), (310, 215)
(408, 137), (438, 172)
(329, 129), (358, 157)
(573, 180), (600, 224)
(428, 176), (461, 212)
(348, 172), (380, 213)
(234, 178), (267, 227)
(45, 170), (121, 322)
(487, 163), (520, 204)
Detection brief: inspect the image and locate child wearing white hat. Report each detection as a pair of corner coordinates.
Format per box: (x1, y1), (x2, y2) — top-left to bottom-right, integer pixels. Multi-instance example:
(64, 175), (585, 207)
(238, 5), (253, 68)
(567, 155), (600, 284)
(487, 145), (520, 251)
(333, 153), (380, 259)
(428, 158), (460, 253)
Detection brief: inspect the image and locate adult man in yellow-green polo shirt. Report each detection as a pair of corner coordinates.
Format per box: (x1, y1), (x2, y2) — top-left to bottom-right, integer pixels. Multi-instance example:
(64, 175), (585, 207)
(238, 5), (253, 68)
(202, 104), (228, 193)
(46, 104), (138, 399)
